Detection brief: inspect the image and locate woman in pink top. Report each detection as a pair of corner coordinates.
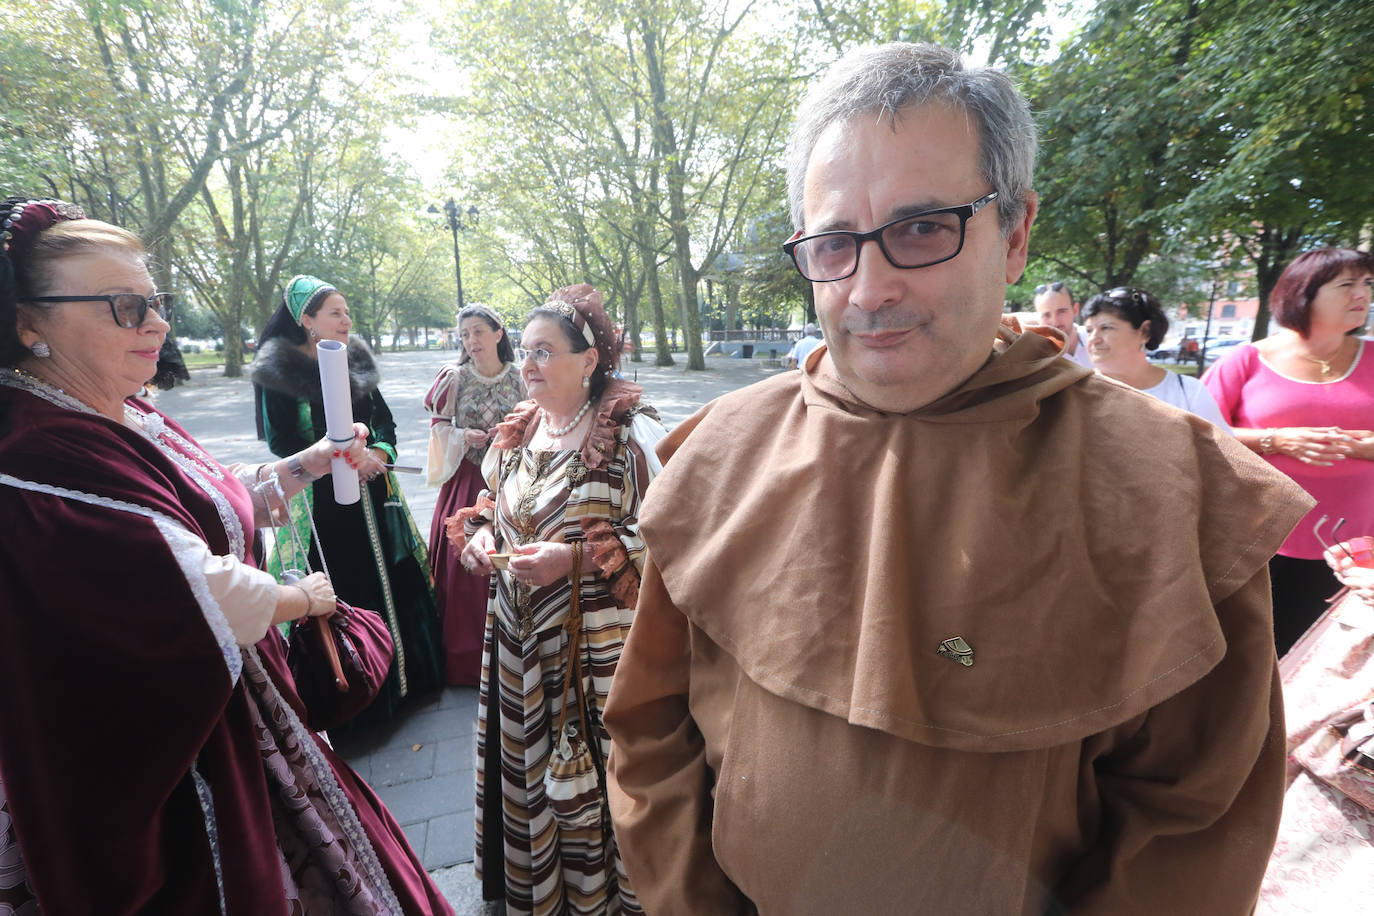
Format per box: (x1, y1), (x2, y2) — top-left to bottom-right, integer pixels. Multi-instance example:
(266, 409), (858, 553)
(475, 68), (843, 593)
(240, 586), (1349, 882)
(1203, 247), (1374, 654)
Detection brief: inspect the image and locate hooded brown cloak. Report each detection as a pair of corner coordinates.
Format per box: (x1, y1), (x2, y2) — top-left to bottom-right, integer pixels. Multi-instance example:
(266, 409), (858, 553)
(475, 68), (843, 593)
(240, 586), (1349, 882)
(606, 326), (1312, 915)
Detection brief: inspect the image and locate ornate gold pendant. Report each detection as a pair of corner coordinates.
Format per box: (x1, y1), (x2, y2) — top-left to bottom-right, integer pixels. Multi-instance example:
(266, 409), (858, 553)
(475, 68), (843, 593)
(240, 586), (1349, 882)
(566, 453), (588, 487)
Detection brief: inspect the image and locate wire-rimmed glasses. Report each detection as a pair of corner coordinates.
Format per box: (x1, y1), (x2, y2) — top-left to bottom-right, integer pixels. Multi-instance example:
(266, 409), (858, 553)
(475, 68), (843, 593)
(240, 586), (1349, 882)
(515, 346), (576, 366)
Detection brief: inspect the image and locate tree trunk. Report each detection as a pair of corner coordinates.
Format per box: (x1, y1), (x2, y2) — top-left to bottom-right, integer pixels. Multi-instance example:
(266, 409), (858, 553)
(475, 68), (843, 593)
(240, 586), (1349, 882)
(1248, 223), (1303, 340)
(641, 18), (705, 370)
(645, 249), (674, 366)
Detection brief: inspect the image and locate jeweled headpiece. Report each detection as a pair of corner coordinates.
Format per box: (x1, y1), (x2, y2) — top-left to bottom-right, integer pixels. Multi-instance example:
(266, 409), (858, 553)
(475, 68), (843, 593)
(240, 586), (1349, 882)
(542, 284), (620, 372)
(2, 197), (87, 264)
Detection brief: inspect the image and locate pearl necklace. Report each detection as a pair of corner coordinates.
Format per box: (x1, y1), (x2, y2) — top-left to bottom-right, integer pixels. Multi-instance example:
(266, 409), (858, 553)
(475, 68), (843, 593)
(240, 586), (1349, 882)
(541, 399), (592, 437)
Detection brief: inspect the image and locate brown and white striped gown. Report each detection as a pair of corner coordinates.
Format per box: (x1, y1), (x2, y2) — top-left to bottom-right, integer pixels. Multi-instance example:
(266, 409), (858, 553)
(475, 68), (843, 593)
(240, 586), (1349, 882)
(467, 403), (663, 915)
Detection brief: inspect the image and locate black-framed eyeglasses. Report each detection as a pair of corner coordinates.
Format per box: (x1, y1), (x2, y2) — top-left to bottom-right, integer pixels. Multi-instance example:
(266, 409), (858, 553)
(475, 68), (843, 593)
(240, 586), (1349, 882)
(782, 192), (998, 283)
(1035, 281), (1066, 294)
(23, 293), (174, 329)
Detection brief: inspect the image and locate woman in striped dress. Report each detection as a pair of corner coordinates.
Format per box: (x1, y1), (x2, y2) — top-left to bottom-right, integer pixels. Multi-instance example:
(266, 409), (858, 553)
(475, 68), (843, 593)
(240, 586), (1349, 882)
(449, 285), (665, 915)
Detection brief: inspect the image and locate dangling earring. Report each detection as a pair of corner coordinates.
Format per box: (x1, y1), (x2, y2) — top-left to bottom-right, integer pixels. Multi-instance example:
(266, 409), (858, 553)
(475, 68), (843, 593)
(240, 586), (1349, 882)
(309, 328), (320, 342)
(31, 341), (51, 358)
(581, 374), (590, 389)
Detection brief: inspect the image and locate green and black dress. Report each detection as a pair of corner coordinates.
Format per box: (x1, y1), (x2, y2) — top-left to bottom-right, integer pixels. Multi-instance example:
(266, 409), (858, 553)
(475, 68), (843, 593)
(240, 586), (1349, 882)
(251, 335), (443, 725)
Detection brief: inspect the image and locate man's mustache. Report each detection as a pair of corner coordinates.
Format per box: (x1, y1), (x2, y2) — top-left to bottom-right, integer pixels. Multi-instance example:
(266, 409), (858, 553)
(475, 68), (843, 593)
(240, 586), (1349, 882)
(843, 312), (925, 334)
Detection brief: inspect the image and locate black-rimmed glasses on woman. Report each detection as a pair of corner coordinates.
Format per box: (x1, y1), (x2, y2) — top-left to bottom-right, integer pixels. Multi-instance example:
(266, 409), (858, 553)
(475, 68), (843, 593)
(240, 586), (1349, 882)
(22, 293), (175, 329)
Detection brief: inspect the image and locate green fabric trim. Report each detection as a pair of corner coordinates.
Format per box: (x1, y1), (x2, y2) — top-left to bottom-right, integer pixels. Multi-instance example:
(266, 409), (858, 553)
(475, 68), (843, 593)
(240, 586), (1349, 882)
(371, 440), (397, 462)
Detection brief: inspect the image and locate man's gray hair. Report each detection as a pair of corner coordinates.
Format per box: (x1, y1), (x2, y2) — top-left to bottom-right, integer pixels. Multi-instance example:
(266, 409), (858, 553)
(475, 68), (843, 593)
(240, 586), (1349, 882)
(786, 43), (1037, 238)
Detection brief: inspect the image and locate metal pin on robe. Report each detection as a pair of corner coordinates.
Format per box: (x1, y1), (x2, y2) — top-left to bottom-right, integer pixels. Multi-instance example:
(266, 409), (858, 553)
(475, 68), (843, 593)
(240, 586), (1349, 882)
(937, 636), (974, 667)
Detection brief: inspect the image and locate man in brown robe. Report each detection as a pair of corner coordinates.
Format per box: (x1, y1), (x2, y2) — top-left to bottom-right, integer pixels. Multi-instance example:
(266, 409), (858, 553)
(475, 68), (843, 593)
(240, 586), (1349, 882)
(604, 42), (1313, 915)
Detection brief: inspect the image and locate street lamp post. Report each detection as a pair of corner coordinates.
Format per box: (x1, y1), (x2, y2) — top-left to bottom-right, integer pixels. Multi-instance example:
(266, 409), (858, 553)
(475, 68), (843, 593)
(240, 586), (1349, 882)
(428, 199), (478, 312)
(1198, 261), (1224, 372)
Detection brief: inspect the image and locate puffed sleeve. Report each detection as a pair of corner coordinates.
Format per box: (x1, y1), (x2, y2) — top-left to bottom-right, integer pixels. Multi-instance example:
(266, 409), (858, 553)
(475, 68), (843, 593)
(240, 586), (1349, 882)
(605, 559), (753, 915)
(580, 412), (666, 607)
(198, 545), (280, 646)
(1051, 569), (1287, 914)
(424, 365), (467, 487)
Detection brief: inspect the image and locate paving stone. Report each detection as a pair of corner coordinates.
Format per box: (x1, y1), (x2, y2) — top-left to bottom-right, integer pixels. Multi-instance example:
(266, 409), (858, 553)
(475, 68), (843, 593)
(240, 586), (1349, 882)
(435, 734), (476, 775)
(401, 819), (429, 862)
(422, 810), (476, 870)
(370, 742), (436, 787)
(340, 752), (371, 783)
(386, 706), (476, 745)
(373, 770), (472, 825)
(441, 685), (480, 713)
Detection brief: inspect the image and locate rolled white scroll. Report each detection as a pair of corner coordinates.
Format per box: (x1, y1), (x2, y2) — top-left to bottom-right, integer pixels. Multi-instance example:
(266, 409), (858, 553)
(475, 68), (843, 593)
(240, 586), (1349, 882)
(316, 339), (360, 505)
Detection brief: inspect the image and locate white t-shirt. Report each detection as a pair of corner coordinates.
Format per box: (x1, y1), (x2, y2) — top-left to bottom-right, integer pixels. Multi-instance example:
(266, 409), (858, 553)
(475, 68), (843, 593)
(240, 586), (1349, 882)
(1062, 328), (1093, 367)
(1142, 370), (1232, 432)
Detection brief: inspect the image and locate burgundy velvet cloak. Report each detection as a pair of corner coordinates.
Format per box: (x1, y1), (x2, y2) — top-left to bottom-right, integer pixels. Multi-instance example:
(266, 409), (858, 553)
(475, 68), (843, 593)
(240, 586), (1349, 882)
(0, 378), (452, 915)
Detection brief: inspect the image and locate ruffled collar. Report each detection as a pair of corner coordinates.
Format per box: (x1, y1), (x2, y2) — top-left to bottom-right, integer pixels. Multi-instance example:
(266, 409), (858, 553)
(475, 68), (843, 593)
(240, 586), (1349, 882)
(464, 361), (515, 386)
(491, 377), (644, 469)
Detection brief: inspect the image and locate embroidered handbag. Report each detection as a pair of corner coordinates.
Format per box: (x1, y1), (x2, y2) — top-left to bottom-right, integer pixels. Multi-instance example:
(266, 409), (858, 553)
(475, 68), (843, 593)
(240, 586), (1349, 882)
(543, 542), (605, 829)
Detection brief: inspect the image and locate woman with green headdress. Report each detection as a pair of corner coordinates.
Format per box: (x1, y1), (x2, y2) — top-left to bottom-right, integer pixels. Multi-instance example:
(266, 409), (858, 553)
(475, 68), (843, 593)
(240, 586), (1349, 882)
(251, 275), (443, 725)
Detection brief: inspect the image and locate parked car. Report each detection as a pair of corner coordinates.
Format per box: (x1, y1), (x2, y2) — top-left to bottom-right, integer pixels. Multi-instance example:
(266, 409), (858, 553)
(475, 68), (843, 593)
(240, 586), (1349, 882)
(1201, 337), (1248, 366)
(1149, 338), (1182, 361)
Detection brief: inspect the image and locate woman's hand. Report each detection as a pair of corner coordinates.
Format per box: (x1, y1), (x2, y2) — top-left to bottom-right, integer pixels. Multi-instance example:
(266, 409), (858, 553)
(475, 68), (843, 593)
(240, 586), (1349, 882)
(464, 427), (494, 448)
(1342, 429), (1374, 461)
(461, 525), (497, 576)
(303, 421), (371, 477)
(297, 571), (337, 618)
(1325, 541), (1374, 606)
(1272, 426), (1355, 466)
(507, 541), (574, 588)
(357, 447), (390, 482)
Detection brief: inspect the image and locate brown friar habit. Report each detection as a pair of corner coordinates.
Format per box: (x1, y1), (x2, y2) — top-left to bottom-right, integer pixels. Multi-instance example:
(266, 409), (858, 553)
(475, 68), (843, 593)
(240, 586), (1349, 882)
(605, 325), (1314, 915)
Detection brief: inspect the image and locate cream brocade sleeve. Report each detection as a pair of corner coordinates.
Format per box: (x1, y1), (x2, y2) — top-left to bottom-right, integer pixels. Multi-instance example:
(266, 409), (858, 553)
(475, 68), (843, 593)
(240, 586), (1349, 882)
(201, 547), (280, 646)
(424, 421), (468, 488)
(423, 365), (469, 487)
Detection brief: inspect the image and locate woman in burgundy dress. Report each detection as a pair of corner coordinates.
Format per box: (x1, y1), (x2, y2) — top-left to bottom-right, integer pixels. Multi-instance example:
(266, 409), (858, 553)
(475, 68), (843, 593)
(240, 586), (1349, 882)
(423, 304), (524, 685)
(0, 196), (453, 915)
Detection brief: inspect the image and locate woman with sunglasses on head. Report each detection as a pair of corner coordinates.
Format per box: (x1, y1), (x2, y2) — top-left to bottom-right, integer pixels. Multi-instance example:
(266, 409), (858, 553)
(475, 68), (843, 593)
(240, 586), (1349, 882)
(423, 304), (525, 687)
(251, 275), (444, 726)
(1203, 248), (1374, 656)
(448, 284), (665, 916)
(1081, 286), (1231, 429)
(0, 197), (453, 913)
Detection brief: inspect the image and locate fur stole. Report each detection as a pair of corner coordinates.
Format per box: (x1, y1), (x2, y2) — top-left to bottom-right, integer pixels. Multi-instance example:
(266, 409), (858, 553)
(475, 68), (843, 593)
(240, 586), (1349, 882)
(250, 335), (380, 405)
